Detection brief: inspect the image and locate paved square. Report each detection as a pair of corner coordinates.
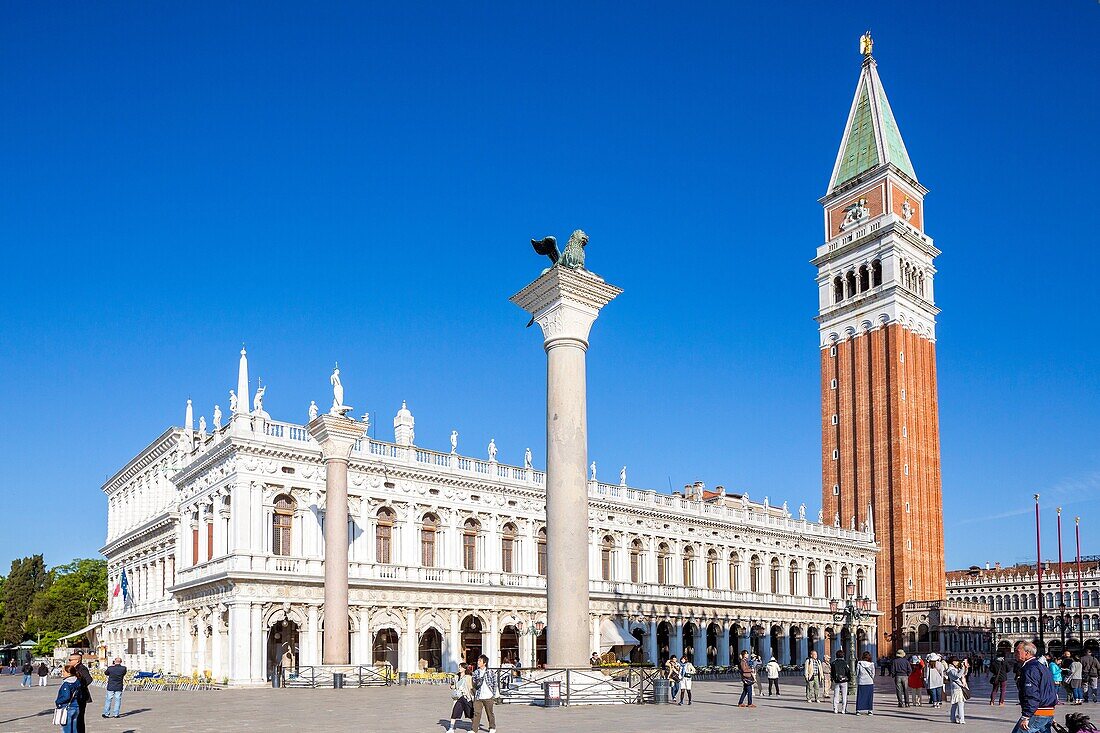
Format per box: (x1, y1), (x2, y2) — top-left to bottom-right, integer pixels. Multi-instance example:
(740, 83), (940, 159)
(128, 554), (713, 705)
(0, 673), (1059, 732)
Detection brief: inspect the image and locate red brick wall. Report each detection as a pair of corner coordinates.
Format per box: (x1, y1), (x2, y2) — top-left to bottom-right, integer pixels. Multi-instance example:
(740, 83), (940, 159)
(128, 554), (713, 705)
(821, 324), (945, 653)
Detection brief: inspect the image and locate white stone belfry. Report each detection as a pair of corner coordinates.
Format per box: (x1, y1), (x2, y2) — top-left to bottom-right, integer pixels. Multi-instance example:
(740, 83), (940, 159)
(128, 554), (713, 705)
(306, 413), (365, 665)
(394, 401), (415, 446)
(511, 265), (621, 668)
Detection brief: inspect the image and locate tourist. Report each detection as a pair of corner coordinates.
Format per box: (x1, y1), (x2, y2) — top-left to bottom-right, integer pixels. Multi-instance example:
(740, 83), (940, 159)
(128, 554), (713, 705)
(447, 664), (474, 732)
(470, 655), (498, 733)
(21, 660), (33, 687)
(908, 655), (925, 706)
(1063, 653), (1077, 704)
(54, 664), (83, 733)
(590, 652), (601, 667)
(891, 649), (913, 707)
(666, 656), (682, 700)
(804, 650), (824, 702)
(67, 652), (93, 733)
(678, 655), (695, 705)
(926, 653), (946, 708)
(830, 649), (850, 714)
(945, 656), (969, 724)
(1049, 654), (1064, 702)
(37, 660), (49, 686)
(752, 653), (763, 697)
(765, 656), (781, 696)
(1070, 655), (1084, 705)
(737, 650), (756, 708)
(1013, 640), (1057, 733)
(1081, 651), (1100, 703)
(101, 657), (126, 718)
(855, 651), (876, 715)
(990, 650), (1011, 706)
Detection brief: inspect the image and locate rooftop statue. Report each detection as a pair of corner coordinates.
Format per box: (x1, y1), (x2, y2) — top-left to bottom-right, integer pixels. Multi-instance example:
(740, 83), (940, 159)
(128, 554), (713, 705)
(330, 365), (352, 416)
(228, 390), (238, 413)
(451, 430), (459, 454)
(524, 447), (532, 470)
(309, 400), (319, 421)
(213, 404), (223, 431)
(619, 466), (627, 487)
(198, 415), (207, 437)
(253, 385), (266, 414)
(487, 438), (497, 462)
(531, 229), (588, 271)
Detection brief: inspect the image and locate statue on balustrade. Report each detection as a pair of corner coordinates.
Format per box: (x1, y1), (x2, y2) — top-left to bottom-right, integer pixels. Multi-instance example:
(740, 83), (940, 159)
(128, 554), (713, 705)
(524, 447), (532, 470)
(799, 503), (807, 521)
(330, 365), (352, 416)
(198, 416), (207, 438)
(228, 390), (238, 413)
(619, 466), (627, 487)
(451, 430), (459, 454)
(487, 439), (497, 462)
(308, 400), (319, 421)
(590, 461), (597, 481)
(213, 404), (222, 430)
(253, 384), (268, 417)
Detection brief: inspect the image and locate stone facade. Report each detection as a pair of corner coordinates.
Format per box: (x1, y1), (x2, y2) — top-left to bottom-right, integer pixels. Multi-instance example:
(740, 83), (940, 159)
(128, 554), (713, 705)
(97, 356), (880, 685)
(947, 561), (1100, 657)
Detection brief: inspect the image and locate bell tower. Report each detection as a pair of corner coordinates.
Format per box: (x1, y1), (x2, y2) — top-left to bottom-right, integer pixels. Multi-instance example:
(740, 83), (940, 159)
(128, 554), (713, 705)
(814, 34), (945, 654)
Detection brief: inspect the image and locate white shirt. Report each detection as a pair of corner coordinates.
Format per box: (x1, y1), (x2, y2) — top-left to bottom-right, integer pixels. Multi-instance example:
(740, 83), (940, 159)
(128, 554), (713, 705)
(476, 672), (494, 700)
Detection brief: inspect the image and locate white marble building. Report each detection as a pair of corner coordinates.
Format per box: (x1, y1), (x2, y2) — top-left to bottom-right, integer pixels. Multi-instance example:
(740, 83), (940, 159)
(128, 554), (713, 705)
(97, 352), (880, 685)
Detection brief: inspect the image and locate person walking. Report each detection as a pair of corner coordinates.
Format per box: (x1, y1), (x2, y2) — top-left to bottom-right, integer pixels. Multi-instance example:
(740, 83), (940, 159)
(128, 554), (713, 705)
(1013, 640), (1058, 733)
(67, 652), (93, 733)
(946, 656), (969, 724)
(908, 655), (926, 707)
(447, 664), (474, 732)
(926, 653), (946, 708)
(804, 650), (824, 703)
(37, 661), (49, 686)
(20, 661), (33, 687)
(765, 656), (781, 696)
(666, 656), (682, 701)
(678, 655), (695, 705)
(855, 651), (876, 715)
(1048, 654), (1064, 703)
(891, 649), (913, 707)
(1070, 656), (1084, 705)
(1081, 650), (1100, 703)
(101, 657), (127, 718)
(990, 651), (1011, 706)
(54, 664), (83, 733)
(737, 650), (757, 708)
(470, 655), (498, 733)
(830, 649), (850, 714)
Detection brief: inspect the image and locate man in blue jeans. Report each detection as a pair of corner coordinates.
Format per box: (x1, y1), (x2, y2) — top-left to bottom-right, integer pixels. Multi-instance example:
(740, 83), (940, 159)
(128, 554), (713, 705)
(1013, 641), (1057, 733)
(20, 661), (33, 687)
(102, 657), (127, 718)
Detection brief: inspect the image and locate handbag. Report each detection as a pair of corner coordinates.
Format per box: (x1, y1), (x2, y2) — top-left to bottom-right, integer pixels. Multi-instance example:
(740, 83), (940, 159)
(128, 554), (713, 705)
(53, 708), (68, 726)
(451, 686), (464, 700)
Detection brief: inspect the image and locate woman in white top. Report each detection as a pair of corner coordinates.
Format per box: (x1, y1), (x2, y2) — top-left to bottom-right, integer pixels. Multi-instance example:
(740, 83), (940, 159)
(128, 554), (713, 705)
(447, 665), (474, 732)
(856, 651), (877, 715)
(945, 657), (969, 724)
(765, 657), (782, 696)
(678, 655), (696, 705)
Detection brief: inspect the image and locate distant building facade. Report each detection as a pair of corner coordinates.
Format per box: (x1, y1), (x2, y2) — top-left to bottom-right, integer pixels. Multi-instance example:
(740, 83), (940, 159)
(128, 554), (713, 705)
(96, 351), (881, 685)
(947, 560), (1100, 657)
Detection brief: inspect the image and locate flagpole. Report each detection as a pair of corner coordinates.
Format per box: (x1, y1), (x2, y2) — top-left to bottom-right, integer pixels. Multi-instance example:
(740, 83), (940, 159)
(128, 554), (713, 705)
(1035, 494), (1045, 654)
(1076, 517), (1084, 636)
(1057, 508), (1066, 651)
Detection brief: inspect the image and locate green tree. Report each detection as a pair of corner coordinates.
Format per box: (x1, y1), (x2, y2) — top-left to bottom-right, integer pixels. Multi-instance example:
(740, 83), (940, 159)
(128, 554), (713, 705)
(30, 559), (108, 637)
(0, 556), (48, 643)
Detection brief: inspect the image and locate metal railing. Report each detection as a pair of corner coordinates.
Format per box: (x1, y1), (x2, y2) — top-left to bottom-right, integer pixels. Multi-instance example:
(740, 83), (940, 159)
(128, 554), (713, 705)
(280, 665), (393, 688)
(494, 666), (661, 705)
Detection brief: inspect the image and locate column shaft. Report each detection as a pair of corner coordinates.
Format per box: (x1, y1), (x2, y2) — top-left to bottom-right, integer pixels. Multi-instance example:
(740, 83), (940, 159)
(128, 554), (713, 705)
(323, 457), (350, 664)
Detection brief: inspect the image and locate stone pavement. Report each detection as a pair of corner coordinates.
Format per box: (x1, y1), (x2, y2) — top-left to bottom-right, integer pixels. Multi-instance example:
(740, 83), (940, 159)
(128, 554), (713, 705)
(0, 672), (1079, 733)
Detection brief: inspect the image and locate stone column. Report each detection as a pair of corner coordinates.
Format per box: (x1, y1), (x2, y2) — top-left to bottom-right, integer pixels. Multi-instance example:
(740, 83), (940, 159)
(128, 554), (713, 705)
(512, 265), (621, 668)
(647, 620), (659, 664)
(670, 620), (684, 659)
(448, 610), (462, 672)
(307, 414), (365, 665)
(249, 604), (264, 682)
(718, 626), (731, 666)
(694, 627), (708, 667)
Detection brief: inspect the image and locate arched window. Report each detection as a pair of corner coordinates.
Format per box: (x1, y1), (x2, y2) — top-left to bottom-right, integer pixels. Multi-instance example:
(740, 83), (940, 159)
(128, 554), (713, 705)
(421, 513), (438, 567)
(789, 560), (799, 596)
(375, 507), (395, 564)
(501, 523), (517, 574)
(846, 270), (857, 298)
(858, 265), (870, 292)
(1012, 595), (1020, 611)
(601, 535), (615, 581)
(806, 562), (817, 597)
(272, 494), (295, 556)
(536, 528), (547, 576)
(657, 543), (670, 585)
(995, 596), (1003, 611)
(729, 552), (741, 591)
(856, 568), (866, 597)
(750, 555), (762, 593)
(462, 519), (480, 571)
(630, 539), (642, 583)
(682, 546), (695, 587)
(833, 276), (844, 303)
(824, 564), (834, 598)
(770, 557), (781, 594)
(871, 259), (882, 287)
(706, 549), (718, 590)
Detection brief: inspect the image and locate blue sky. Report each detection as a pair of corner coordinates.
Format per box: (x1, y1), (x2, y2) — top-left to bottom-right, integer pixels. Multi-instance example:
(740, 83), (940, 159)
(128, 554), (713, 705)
(1, 2), (1097, 571)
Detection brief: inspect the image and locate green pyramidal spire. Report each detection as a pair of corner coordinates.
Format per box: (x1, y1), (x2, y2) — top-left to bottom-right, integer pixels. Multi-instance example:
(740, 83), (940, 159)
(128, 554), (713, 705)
(828, 49), (916, 193)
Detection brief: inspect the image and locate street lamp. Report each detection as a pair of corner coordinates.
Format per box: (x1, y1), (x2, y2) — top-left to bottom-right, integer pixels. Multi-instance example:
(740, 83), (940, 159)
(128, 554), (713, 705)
(831, 580), (872, 692)
(516, 620), (545, 670)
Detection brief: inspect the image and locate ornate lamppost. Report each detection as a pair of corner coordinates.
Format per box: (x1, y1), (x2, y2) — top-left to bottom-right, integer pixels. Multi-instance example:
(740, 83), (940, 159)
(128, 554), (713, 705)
(830, 579), (872, 691)
(516, 620), (545, 671)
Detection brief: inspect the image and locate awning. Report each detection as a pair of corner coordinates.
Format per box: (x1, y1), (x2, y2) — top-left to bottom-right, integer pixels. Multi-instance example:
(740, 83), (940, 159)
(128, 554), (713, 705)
(598, 618), (637, 653)
(58, 622), (101, 642)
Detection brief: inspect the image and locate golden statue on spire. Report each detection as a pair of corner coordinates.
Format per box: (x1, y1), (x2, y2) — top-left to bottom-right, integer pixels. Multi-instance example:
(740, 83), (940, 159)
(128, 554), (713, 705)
(860, 30), (874, 57)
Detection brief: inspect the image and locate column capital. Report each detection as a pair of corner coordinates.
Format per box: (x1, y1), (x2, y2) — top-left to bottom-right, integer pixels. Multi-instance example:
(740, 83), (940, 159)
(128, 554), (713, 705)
(510, 267), (622, 349)
(307, 414), (366, 461)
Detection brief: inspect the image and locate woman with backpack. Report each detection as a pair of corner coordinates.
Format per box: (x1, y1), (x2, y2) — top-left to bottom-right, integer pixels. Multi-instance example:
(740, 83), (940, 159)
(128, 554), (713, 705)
(446, 664), (474, 733)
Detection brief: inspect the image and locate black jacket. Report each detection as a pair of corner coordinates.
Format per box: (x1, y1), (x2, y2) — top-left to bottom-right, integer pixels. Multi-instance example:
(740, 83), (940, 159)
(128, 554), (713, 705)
(73, 663), (93, 703)
(891, 657), (913, 678)
(105, 664), (127, 692)
(831, 658), (850, 683)
(1081, 654), (1100, 679)
(990, 658), (1011, 683)
(21, 663), (33, 675)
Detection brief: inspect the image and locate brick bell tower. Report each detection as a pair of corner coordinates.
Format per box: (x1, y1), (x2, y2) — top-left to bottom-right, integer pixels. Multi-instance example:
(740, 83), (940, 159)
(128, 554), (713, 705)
(814, 33), (945, 655)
